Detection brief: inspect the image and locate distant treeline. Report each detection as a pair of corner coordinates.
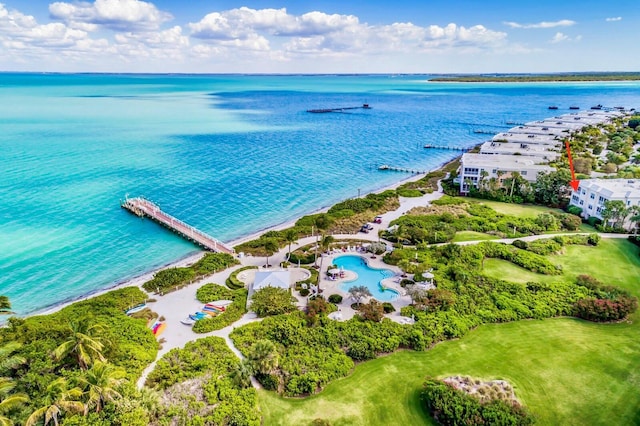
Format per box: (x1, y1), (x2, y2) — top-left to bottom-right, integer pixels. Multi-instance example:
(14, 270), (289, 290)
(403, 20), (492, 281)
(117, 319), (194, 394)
(430, 73), (640, 82)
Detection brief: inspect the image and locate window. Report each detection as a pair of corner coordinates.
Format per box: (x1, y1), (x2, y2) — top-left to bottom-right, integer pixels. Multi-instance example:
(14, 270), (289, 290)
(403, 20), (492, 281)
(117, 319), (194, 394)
(571, 195), (579, 202)
(521, 171), (528, 176)
(463, 167), (479, 175)
(579, 200), (584, 206)
(590, 193), (595, 199)
(492, 169), (497, 173)
(588, 205), (593, 210)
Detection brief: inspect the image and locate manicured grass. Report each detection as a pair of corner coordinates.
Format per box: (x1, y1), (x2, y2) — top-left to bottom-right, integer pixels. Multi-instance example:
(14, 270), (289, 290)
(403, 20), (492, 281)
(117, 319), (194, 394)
(452, 231), (499, 242)
(259, 239), (640, 426)
(464, 197), (561, 218)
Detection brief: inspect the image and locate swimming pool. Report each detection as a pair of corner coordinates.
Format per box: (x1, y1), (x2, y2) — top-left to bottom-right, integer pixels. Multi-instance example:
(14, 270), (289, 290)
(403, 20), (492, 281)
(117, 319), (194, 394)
(335, 255), (399, 302)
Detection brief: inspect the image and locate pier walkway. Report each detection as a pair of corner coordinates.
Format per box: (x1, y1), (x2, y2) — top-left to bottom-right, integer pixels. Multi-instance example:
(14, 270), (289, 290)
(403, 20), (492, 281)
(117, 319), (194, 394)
(121, 197), (235, 255)
(307, 103), (371, 113)
(423, 144), (472, 151)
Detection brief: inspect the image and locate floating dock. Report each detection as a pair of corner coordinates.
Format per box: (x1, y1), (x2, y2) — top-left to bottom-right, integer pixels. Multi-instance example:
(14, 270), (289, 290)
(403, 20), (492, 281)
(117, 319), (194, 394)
(307, 103), (371, 113)
(378, 165), (427, 174)
(121, 197), (235, 255)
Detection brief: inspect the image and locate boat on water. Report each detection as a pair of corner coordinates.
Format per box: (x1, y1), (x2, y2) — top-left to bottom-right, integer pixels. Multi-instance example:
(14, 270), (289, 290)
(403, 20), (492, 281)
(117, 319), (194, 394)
(591, 104), (603, 110)
(548, 106), (559, 110)
(569, 106), (580, 110)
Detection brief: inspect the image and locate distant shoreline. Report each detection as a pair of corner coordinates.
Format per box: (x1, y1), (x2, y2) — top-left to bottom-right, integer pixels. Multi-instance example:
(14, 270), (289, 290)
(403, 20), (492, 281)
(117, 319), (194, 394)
(429, 73), (640, 83)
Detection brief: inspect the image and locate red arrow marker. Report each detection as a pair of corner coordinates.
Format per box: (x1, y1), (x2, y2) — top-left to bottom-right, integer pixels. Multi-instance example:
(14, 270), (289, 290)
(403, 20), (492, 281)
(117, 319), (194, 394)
(565, 140), (580, 191)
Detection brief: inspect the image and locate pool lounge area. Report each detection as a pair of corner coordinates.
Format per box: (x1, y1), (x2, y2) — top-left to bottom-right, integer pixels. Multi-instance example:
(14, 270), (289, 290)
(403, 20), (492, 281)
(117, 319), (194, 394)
(334, 255), (400, 302)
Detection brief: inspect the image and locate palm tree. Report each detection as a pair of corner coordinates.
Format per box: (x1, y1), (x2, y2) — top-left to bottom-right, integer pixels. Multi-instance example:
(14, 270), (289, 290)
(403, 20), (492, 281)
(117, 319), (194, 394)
(26, 378), (84, 426)
(248, 340), (279, 375)
(628, 205), (640, 235)
(0, 377), (28, 426)
(78, 361), (124, 414)
(263, 238), (279, 268)
(53, 319), (106, 370)
(229, 360), (254, 389)
(0, 342), (25, 376)
(320, 234), (335, 253)
(0, 297), (13, 316)
(283, 229), (298, 261)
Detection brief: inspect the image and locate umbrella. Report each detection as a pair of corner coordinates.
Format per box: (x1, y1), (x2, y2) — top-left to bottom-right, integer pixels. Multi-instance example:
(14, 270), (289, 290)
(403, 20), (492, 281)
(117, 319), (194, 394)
(328, 268), (340, 275)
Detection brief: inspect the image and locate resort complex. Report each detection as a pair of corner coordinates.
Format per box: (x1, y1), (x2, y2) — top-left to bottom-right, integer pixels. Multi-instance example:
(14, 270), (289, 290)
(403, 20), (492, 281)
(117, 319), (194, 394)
(458, 109), (631, 194)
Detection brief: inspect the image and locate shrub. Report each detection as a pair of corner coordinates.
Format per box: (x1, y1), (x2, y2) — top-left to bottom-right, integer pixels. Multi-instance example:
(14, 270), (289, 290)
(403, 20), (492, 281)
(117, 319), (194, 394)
(193, 289), (248, 333)
(300, 288), (310, 297)
(574, 296), (638, 322)
(558, 212), (582, 231)
(397, 188), (424, 197)
(587, 233), (601, 246)
(226, 266), (257, 290)
(367, 241), (387, 255)
(196, 283), (234, 303)
(328, 294), (343, 304)
(421, 378), (534, 426)
(359, 300), (385, 322)
(250, 287), (298, 317)
(586, 216), (602, 227)
(566, 205), (583, 216)
(382, 302), (396, 313)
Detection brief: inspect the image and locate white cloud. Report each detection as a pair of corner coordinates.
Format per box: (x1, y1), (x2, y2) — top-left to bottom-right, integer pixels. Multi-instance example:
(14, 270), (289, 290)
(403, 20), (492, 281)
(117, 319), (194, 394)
(605, 17), (622, 22)
(550, 32), (581, 43)
(505, 19), (575, 29)
(189, 7), (506, 59)
(49, 0), (172, 31)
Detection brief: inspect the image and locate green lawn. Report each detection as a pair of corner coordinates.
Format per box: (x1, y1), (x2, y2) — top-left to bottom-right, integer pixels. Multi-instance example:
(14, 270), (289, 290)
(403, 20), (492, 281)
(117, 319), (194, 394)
(259, 239), (640, 426)
(463, 197), (562, 218)
(452, 231), (499, 242)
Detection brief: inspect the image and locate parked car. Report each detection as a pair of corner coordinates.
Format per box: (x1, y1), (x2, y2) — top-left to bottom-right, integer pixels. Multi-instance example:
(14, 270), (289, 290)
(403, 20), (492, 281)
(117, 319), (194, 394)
(373, 216), (382, 224)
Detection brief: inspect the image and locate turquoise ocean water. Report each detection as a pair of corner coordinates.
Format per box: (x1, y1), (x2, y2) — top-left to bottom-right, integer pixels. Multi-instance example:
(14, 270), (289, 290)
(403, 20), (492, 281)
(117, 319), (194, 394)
(1, 74), (639, 315)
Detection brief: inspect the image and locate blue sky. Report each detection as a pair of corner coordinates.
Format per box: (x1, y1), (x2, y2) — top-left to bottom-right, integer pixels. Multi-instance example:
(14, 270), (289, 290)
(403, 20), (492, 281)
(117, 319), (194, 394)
(0, 0), (637, 73)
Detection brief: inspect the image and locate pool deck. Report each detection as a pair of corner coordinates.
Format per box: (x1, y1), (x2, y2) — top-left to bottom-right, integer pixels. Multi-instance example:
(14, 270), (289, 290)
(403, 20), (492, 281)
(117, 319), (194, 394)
(318, 251), (414, 322)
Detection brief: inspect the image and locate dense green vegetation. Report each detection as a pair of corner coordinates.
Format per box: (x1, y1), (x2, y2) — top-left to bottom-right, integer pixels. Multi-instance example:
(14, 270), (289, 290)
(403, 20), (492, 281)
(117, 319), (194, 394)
(0, 287), (159, 425)
(146, 337), (260, 425)
(421, 378), (533, 425)
(231, 237), (635, 402)
(429, 73), (640, 82)
(142, 253), (239, 294)
(384, 196), (583, 245)
(258, 239), (640, 425)
(235, 191), (399, 256)
(192, 286), (248, 333)
(249, 287), (298, 318)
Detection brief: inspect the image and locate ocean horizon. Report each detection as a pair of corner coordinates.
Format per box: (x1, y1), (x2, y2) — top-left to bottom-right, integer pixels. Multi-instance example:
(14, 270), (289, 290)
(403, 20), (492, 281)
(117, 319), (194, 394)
(1, 73), (639, 316)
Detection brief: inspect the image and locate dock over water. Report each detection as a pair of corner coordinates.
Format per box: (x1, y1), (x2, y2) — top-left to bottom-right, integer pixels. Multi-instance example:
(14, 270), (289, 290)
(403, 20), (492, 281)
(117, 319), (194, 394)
(121, 197), (235, 255)
(423, 144), (472, 152)
(307, 103), (371, 113)
(378, 165), (427, 174)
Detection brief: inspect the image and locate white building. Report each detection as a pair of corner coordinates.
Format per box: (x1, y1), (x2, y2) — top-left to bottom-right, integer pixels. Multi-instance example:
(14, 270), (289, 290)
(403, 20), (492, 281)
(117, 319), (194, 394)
(459, 153), (554, 193)
(480, 141), (560, 161)
(492, 132), (561, 146)
(569, 179), (640, 224)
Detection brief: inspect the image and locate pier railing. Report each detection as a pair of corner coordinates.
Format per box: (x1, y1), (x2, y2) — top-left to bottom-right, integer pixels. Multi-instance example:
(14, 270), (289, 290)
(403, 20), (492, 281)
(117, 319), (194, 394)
(121, 197), (235, 255)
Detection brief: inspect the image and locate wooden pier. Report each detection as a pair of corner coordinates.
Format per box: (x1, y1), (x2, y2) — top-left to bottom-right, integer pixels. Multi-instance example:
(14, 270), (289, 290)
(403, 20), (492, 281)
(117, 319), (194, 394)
(307, 103), (371, 113)
(121, 197), (235, 255)
(472, 129), (497, 135)
(378, 165), (427, 174)
(423, 145), (472, 152)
